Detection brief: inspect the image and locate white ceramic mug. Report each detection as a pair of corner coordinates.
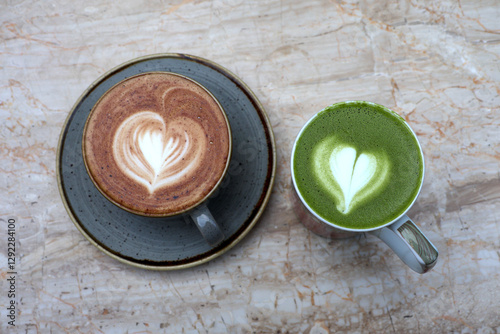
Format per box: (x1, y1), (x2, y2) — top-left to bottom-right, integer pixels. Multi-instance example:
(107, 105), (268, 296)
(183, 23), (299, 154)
(291, 101), (438, 274)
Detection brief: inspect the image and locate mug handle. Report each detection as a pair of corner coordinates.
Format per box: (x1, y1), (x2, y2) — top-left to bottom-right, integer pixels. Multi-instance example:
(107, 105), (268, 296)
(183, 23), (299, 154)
(369, 215), (438, 274)
(188, 203), (225, 247)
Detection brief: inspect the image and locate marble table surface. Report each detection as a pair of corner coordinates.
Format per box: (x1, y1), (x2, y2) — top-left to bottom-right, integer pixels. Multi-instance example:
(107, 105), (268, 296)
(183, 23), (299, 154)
(1, 0), (499, 333)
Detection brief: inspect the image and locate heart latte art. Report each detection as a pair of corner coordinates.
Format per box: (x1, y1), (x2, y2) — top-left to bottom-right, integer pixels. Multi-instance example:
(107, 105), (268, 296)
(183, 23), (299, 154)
(113, 111), (206, 194)
(293, 102), (424, 229)
(83, 72), (230, 216)
(312, 136), (390, 214)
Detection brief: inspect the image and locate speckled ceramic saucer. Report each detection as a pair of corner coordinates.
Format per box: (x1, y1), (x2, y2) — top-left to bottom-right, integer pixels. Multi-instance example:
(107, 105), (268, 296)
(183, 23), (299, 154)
(57, 54), (276, 270)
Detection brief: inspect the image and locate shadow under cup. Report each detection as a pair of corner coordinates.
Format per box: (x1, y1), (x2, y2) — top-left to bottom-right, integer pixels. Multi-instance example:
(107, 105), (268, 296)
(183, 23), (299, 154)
(291, 101), (438, 274)
(82, 72), (232, 247)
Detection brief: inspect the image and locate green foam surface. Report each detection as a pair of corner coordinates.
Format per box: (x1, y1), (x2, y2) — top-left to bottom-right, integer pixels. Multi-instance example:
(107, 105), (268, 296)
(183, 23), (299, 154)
(293, 102), (423, 230)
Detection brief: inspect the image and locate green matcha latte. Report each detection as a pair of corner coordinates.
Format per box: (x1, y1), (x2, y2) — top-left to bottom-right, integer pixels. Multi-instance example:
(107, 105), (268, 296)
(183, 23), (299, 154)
(292, 101), (424, 230)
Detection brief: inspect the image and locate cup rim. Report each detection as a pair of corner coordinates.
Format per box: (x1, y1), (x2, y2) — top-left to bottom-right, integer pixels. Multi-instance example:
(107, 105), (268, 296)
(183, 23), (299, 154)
(291, 100), (425, 233)
(82, 71), (233, 217)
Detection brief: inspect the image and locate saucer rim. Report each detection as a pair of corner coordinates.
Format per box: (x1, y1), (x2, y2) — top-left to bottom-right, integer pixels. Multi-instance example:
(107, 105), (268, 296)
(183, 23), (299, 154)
(56, 53), (276, 270)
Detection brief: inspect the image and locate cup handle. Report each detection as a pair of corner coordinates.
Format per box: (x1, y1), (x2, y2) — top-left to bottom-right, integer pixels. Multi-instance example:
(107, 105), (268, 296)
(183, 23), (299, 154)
(369, 215), (438, 274)
(188, 203), (225, 247)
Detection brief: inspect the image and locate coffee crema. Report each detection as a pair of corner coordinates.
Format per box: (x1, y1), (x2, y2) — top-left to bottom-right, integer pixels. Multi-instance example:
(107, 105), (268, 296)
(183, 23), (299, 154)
(83, 72), (231, 216)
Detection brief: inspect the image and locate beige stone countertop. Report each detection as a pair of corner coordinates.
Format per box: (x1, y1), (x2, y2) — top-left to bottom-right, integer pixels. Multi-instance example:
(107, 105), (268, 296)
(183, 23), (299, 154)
(1, 1), (499, 333)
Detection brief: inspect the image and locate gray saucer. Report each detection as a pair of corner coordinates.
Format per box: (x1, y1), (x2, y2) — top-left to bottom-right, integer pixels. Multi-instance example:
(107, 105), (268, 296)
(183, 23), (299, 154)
(56, 54), (276, 270)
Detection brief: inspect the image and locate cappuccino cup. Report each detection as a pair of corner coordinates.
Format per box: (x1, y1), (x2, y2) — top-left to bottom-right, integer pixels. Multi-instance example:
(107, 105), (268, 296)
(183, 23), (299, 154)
(291, 101), (438, 273)
(82, 72), (232, 246)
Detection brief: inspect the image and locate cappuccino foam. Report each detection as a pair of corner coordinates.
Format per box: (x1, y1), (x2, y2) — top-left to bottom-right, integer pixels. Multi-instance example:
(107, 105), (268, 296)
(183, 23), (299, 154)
(83, 72), (231, 216)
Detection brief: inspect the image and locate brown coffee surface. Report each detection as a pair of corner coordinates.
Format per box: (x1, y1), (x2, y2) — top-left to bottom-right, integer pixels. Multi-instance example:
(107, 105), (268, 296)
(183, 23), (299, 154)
(83, 72), (231, 216)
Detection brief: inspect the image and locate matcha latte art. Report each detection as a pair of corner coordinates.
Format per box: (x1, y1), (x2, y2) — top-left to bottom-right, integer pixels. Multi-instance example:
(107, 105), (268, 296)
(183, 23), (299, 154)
(292, 102), (424, 230)
(312, 136), (391, 215)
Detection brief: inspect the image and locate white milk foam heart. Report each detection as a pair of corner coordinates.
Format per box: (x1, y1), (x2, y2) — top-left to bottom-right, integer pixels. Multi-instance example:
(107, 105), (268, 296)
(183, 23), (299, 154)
(113, 111), (205, 193)
(312, 136), (390, 214)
